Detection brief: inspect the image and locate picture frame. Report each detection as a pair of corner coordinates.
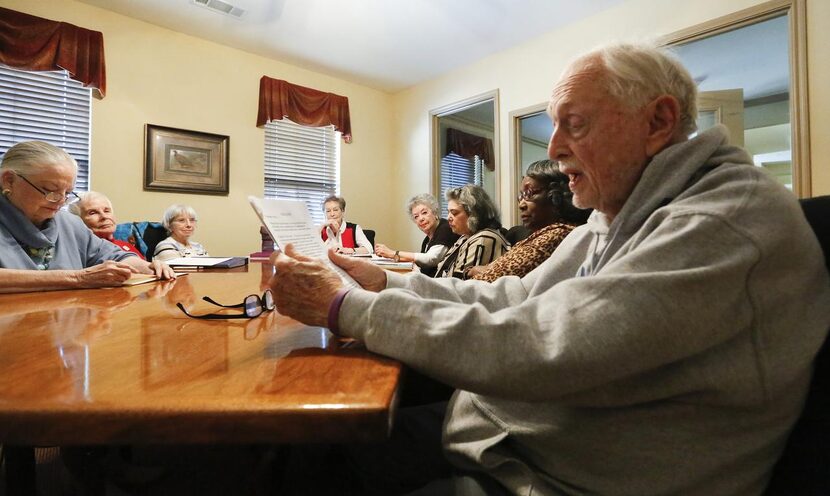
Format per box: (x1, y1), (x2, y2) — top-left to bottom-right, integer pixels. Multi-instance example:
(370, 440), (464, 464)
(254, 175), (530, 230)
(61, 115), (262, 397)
(144, 124), (230, 195)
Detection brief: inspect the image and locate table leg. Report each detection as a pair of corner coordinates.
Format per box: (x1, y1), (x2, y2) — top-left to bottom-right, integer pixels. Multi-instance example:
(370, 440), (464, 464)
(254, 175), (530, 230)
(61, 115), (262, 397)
(3, 445), (36, 496)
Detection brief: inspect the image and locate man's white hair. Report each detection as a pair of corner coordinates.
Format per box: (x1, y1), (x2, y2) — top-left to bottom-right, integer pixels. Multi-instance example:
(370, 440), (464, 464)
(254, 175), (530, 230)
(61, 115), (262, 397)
(68, 190), (111, 216)
(579, 42), (699, 136)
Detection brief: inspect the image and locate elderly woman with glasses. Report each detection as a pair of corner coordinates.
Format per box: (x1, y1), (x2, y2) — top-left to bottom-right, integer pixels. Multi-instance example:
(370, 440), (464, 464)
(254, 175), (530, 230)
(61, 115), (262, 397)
(374, 193), (459, 277)
(434, 184), (509, 279)
(0, 141), (175, 293)
(153, 204), (209, 261)
(467, 160), (590, 282)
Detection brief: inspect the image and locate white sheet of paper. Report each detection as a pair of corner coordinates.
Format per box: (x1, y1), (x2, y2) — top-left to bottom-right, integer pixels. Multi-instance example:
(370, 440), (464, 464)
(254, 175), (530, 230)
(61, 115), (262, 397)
(249, 196), (357, 288)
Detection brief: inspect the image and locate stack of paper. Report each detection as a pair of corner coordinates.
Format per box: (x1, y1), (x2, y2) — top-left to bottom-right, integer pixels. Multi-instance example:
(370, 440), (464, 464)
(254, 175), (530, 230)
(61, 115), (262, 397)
(249, 196), (358, 288)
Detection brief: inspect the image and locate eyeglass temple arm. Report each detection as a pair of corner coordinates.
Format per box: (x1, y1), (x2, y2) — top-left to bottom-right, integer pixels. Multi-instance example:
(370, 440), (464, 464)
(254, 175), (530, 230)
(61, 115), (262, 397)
(176, 302), (251, 319)
(202, 296), (244, 308)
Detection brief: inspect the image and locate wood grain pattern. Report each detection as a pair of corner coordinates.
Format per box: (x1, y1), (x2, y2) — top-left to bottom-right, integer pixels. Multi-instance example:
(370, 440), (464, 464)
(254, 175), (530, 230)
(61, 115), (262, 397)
(0, 263), (400, 444)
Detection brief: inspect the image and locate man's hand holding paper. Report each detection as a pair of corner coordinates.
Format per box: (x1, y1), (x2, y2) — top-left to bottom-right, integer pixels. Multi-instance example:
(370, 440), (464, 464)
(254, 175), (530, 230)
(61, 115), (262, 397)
(269, 245), (387, 326)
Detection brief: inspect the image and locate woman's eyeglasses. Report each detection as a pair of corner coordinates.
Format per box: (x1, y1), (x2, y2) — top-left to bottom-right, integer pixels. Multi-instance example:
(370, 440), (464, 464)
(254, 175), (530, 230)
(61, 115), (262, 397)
(517, 188), (545, 202)
(13, 172), (79, 204)
(177, 290), (275, 319)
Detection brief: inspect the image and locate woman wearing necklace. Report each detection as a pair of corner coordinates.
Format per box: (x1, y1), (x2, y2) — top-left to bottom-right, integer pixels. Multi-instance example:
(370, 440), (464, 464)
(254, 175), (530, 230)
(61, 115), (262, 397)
(153, 204), (209, 262)
(374, 193), (459, 277)
(0, 141), (175, 293)
(434, 184), (510, 279)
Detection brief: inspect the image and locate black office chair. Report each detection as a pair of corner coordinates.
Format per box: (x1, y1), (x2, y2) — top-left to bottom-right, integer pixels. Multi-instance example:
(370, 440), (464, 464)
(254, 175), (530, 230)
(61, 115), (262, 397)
(142, 224), (168, 262)
(363, 229), (376, 250)
(113, 222), (167, 261)
(506, 225), (531, 245)
(766, 195), (830, 494)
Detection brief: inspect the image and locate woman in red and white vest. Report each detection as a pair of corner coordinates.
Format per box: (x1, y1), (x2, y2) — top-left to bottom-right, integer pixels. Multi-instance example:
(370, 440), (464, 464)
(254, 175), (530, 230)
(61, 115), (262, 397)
(320, 195), (373, 255)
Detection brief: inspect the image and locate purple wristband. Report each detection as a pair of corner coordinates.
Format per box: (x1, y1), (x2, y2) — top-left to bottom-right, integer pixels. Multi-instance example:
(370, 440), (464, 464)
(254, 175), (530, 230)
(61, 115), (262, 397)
(327, 288), (351, 335)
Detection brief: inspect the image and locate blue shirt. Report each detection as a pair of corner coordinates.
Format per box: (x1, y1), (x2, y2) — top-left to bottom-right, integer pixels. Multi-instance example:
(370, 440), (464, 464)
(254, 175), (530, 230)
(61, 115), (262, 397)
(0, 194), (135, 270)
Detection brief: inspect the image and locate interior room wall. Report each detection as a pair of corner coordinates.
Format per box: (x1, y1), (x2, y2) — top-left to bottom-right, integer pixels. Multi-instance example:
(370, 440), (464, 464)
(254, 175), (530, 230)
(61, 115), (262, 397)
(3, 0), (826, 252)
(520, 141), (549, 171)
(438, 115), (496, 205)
(745, 99), (790, 129)
(806, 0), (830, 195)
(1, 0), (394, 256)
(391, 0), (829, 249)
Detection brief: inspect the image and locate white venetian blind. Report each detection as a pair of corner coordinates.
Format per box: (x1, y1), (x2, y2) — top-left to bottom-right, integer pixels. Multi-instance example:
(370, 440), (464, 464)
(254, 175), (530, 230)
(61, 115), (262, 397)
(438, 152), (483, 217)
(0, 65), (92, 191)
(264, 118), (340, 225)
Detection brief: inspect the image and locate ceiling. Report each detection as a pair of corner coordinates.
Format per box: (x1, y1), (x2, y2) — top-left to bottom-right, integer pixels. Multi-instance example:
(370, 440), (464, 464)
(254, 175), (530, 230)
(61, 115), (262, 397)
(73, 0), (628, 93)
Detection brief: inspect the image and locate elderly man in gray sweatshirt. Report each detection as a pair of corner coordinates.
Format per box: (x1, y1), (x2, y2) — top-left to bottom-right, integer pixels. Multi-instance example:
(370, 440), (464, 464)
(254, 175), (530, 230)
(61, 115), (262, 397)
(270, 42), (830, 496)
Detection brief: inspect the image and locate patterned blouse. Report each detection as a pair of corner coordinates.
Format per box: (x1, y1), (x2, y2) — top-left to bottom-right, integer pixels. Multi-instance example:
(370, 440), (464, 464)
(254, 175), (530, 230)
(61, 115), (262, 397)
(471, 223), (577, 282)
(434, 228), (510, 279)
(153, 236), (209, 261)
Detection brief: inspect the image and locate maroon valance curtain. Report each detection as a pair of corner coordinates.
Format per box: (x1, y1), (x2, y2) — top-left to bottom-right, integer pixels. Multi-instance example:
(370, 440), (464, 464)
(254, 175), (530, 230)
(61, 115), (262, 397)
(446, 128), (494, 171)
(0, 7), (106, 98)
(256, 76), (352, 143)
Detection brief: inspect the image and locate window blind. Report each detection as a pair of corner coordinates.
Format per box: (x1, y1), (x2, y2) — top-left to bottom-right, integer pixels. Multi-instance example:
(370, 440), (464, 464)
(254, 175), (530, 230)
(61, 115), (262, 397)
(439, 152), (483, 217)
(264, 118), (340, 225)
(0, 65), (92, 191)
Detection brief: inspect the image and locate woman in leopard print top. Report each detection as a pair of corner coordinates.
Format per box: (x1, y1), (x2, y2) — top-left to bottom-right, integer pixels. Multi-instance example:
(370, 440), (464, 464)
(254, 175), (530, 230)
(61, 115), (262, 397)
(470, 160), (589, 282)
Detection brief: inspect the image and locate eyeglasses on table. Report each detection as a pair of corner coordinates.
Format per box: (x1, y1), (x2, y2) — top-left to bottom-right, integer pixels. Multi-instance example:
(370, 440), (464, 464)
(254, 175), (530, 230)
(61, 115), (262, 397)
(176, 290), (275, 319)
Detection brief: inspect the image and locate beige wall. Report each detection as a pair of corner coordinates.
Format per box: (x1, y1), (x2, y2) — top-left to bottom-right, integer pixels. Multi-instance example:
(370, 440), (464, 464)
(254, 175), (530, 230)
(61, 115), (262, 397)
(1, 0), (394, 256)
(391, 0), (829, 249)
(807, 0), (830, 196)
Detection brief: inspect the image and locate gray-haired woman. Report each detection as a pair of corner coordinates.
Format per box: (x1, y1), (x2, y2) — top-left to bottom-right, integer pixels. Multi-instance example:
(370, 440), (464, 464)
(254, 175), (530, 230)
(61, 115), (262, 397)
(321, 195), (373, 255)
(153, 204), (209, 262)
(0, 141), (175, 292)
(434, 184), (509, 279)
(375, 193), (459, 277)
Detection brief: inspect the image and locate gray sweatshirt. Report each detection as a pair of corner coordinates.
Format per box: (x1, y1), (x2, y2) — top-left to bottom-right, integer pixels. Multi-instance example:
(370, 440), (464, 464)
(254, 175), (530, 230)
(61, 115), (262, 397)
(340, 126), (830, 495)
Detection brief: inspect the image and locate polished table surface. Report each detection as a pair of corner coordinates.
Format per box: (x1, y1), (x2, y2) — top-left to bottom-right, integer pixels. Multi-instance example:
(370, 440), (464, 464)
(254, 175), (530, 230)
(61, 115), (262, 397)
(0, 263), (401, 445)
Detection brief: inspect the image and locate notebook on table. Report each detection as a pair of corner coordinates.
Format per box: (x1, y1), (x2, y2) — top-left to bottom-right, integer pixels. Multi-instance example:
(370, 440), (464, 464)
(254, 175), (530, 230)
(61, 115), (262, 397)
(163, 256), (249, 269)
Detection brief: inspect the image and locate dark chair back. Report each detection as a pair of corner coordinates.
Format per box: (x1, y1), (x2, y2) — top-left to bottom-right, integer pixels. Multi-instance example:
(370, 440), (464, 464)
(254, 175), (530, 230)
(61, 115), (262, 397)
(766, 195), (830, 494)
(363, 229), (376, 250)
(143, 225), (168, 262)
(506, 225), (531, 245)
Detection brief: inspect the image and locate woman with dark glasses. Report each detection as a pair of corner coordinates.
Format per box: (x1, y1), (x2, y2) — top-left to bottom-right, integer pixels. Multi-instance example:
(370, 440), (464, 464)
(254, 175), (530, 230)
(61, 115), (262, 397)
(467, 160), (590, 282)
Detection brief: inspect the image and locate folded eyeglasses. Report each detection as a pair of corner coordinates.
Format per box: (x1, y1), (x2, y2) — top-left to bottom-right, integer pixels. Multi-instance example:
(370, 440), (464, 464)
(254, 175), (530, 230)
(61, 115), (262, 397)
(177, 290), (275, 319)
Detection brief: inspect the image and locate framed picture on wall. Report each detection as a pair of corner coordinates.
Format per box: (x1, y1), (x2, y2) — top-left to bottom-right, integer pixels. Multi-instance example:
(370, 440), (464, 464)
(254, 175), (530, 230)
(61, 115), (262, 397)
(144, 124), (230, 195)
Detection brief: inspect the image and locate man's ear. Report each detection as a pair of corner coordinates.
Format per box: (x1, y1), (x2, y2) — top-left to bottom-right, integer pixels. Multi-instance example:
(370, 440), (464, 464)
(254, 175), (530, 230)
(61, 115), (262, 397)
(0, 170), (14, 191)
(645, 95), (682, 157)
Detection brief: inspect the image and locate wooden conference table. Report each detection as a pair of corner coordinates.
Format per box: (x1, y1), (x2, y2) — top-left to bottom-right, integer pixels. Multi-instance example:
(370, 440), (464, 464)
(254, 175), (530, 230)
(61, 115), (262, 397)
(0, 262), (401, 449)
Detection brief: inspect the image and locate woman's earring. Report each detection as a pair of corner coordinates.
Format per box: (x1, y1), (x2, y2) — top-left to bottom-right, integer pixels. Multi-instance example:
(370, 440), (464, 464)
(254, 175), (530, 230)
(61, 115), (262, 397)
(1, 189), (10, 197)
